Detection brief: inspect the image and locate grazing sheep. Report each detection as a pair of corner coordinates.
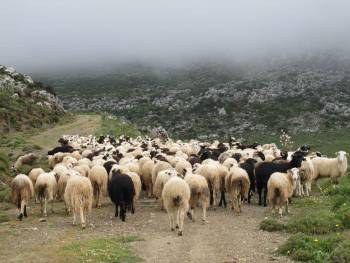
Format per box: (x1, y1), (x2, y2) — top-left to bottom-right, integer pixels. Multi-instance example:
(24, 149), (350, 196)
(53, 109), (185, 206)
(13, 153), (37, 170)
(153, 169), (177, 205)
(225, 167), (250, 215)
(162, 176), (191, 236)
(255, 151), (305, 206)
(11, 174), (34, 220)
(239, 158), (258, 204)
(184, 168), (209, 222)
(48, 152), (68, 169)
(194, 162), (228, 207)
(108, 169), (135, 221)
(35, 172), (57, 216)
(48, 145), (74, 155)
(64, 175), (93, 229)
(311, 151), (348, 184)
(74, 165), (89, 177)
(126, 171), (142, 200)
(28, 168), (45, 186)
(267, 168), (299, 217)
(175, 159), (192, 176)
(298, 158), (315, 197)
(222, 158), (238, 170)
(139, 157), (155, 198)
(88, 165), (108, 208)
(151, 160), (172, 186)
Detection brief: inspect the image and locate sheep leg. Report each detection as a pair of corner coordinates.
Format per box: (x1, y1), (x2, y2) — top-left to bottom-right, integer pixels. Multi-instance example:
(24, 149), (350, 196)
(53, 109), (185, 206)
(115, 205), (119, 217)
(40, 198), (44, 215)
(263, 188), (268, 207)
(18, 200), (25, 221)
(80, 206), (86, 229)
(51, 199), (54, 213)
(24, 204), (27, 217)
(248, 189), (252, 204)
(212, 188), (217, 207)
(97, 188), (102, 208)
(209, 188), (213, 206)
(120, 203), (126, 222)
(257, 187), (262, 206)
(131, 201), (135, 214)
(285, 200), (289, 214)
(202, 204), (207, 222)
(44, 198), (48, 217)
(169, 211), (175, 231)
(176, 210), (180, 229)
(72, 210), (76, 225)
(178, 210), (185, 236)
(278, 206), (283, 218)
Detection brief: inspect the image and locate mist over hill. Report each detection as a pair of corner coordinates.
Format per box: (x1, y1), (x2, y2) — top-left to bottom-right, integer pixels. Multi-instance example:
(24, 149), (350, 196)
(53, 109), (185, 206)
(36, 52), (350, 139)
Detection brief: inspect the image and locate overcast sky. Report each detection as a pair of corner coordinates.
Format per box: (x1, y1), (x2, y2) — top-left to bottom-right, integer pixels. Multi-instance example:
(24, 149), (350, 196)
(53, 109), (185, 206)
(1, 0), (350, 73)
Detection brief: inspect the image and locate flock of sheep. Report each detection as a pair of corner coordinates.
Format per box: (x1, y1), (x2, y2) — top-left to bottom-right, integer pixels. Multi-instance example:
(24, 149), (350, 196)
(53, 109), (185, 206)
(10, 135), (348, 236)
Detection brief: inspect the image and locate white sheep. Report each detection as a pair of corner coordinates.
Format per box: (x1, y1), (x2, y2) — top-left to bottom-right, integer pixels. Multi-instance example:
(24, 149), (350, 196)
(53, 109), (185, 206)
(88, 165), (108, 208)
(184, 168), (210, 222)
(153, 169), (178, 205)
(225, 166), (250, 215)
(194, 162), (228, 207)
(64, 175), (93, 229)
(28, 168), (45, 186)
(151, 160), (172, 186)
(11, 174), (34, 220)
(126, 171), (142, 200)
(297, 158), (315, 197)
(162, 176), (191, 236)
(139, 157), (155, 197)
(267, 168), (299, 217)
(311, 151), (348, 184)
(175, 159), (192, 176)
(35, 172), (57, 216)
(222, 158), (238, 170)
(13, 153), (37, 170)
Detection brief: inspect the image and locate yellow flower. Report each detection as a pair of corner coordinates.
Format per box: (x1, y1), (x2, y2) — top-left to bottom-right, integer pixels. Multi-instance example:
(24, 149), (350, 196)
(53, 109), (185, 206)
(336, 224), (339, 228)
(314, 239), (319, 242)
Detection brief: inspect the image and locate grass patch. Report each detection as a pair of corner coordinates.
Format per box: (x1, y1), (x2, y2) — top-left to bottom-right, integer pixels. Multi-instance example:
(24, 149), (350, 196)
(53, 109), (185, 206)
(96, 114), (142, 138)
(0, 212), (10, 223)
(260, 218), (285, 232)
(63, 236), (143, 263)
(0, 185), (11, 203)
(278, 233), (344, 262)
(261, 176), (350, 261)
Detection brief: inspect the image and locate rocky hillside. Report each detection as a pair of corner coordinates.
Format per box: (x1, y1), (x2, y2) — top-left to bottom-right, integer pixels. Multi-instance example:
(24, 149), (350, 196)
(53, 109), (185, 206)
(0, 65), (65, 132)
(38, 52), (350, 139)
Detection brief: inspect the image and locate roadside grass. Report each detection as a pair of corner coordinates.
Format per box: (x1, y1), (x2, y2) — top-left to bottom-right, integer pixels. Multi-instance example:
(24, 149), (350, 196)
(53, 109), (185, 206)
(63, 236), (143, 263)
(260, 175), (350, 262)
(246, 130), (350, 156)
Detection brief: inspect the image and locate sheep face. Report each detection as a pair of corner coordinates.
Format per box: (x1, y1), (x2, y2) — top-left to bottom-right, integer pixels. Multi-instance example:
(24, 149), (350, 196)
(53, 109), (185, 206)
(290, 168), (299, 183)
(337, 151), (347, 162)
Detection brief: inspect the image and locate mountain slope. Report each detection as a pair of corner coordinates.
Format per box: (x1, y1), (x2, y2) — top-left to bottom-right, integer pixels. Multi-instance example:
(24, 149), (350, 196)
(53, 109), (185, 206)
(0, 65), (65, 132)
(37, 53), (350, 139)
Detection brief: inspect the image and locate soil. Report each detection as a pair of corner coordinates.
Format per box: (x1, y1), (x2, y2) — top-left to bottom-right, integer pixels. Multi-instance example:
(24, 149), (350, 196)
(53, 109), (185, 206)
(0, 196), (293, 263)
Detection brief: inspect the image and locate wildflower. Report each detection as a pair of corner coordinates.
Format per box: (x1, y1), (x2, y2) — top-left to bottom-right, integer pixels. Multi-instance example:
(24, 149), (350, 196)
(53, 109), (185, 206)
(314, 239), (318, 242)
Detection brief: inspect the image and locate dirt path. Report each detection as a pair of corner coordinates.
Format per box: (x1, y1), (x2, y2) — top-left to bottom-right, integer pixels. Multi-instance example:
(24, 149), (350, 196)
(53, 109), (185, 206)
(28, 114), (101, 152)
(0, 196), (293, 263)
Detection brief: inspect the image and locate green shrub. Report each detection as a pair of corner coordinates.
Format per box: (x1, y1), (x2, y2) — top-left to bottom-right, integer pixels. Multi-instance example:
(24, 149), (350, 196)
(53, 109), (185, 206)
(278, 233), (343, 262)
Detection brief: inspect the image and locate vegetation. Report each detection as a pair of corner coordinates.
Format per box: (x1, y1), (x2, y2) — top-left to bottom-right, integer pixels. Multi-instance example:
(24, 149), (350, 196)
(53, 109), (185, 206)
(96, 114), (142, 138)
(63, 236), (143, 263)
(260, 175), (350, 262)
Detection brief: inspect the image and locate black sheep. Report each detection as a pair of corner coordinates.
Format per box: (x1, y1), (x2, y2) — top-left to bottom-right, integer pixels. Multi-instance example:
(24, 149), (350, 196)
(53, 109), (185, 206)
(47, 145), (74, 155)
(188, 154), (201, 166)
(108, 171), (135, 222)
(103, 160), (117, 175)
(255, 151), (305, 206)
(239, 158), (258, 204)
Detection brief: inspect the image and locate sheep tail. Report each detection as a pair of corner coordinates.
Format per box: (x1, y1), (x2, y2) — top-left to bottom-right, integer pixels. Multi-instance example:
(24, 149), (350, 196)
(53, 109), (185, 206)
(274, 187), (280, 197)
(173, 195), (182, 206)
(37, 184), (46, 200)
